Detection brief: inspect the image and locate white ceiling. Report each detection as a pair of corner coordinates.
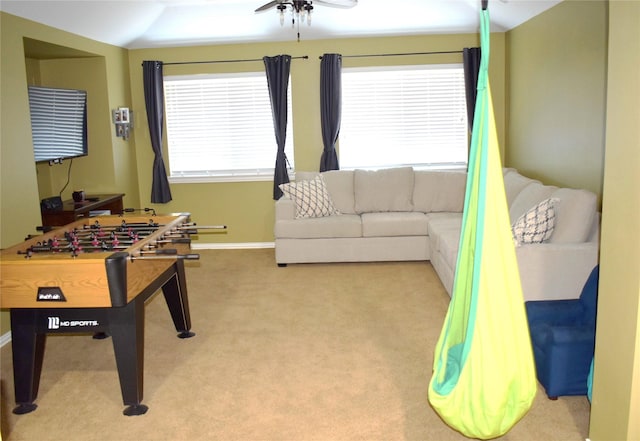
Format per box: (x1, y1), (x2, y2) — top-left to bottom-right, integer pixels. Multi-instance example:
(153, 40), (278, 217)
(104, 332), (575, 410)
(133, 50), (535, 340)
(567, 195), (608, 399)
(0, 0), (562, 49)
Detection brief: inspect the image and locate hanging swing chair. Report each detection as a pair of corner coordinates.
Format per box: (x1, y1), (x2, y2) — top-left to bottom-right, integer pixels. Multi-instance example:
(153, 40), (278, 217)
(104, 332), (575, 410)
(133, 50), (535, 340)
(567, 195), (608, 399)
(427, 4), (537, 440)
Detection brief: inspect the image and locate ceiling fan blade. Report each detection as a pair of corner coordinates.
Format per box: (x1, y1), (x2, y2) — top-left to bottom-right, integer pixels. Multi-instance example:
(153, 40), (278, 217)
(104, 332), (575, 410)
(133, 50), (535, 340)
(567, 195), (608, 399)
(314, 0), (357, 9)
(255, 0), (282, 13)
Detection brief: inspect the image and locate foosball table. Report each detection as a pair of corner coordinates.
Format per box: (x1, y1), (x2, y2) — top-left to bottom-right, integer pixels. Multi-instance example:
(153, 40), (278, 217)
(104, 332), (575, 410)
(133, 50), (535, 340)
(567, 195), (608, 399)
(0, 212), (221, 416)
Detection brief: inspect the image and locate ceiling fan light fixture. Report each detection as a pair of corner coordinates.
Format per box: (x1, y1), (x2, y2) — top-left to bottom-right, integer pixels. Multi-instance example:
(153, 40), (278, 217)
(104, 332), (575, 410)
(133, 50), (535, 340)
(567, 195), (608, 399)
(257, 0), (356, 38)
(277, 4), (287, 26)
(304, 4), (313, 25)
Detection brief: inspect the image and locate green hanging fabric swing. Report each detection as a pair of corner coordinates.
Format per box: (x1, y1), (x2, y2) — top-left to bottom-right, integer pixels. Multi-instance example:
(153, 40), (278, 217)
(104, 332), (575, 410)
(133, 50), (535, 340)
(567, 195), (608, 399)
(427, 6), (537, 440)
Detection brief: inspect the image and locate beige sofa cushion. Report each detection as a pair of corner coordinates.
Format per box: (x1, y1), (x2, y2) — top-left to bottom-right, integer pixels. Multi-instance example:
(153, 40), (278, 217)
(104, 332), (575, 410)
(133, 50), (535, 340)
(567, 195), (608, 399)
(354, 167), (414, 213)
(322, 170), (356, 215)
(361, 212), (429, 237)
(509, 182), (558, 223)
(426, 212), (463, 253)
(279, 175), (339, 218)
(294, 170), (356, 215)
(275, 214), (362, 239)
(548, 187), (597, 243)
(413, 171), (466, 213)
(503, 169), (540, 206)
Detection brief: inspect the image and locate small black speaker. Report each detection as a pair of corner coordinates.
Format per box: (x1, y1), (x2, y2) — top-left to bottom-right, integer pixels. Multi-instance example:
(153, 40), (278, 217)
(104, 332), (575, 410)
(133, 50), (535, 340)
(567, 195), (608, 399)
(41, 196), (63, 211)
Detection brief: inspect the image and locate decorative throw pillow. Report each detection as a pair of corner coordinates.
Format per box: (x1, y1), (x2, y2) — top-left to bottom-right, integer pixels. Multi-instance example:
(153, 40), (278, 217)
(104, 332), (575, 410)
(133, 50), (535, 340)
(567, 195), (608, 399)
(511, 198), (558, 246)
(279, 175), (340, 219)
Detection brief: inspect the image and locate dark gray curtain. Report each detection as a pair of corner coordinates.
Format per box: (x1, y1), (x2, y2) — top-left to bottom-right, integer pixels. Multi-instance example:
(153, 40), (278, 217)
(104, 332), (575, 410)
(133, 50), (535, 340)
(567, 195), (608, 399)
(142, 60), (172, 203)
(463, 47), (482, 132)
(319, 53), (341, 172)
(263, 55), (292, 200)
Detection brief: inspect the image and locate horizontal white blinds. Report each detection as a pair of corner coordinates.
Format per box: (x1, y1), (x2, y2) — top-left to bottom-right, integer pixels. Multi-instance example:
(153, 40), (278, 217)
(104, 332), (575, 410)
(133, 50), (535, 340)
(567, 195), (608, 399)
(28, 86), (87, 162)
(340, 65), (468, 169)
(164, 73), (294, 178)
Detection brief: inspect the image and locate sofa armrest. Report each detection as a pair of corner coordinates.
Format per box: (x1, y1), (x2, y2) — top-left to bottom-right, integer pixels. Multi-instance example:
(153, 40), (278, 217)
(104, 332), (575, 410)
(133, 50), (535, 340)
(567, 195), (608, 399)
(275, 197), (296, 221)
(525, 299), (584, 326)
(545, 326), (596, 345)
(516, 241), (599, 301)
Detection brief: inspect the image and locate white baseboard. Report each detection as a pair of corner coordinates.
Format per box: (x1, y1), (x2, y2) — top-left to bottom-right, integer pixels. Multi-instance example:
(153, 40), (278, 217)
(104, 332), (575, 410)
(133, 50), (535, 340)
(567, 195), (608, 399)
(0, 331), (11, 348)
(191, 242), (274, 250)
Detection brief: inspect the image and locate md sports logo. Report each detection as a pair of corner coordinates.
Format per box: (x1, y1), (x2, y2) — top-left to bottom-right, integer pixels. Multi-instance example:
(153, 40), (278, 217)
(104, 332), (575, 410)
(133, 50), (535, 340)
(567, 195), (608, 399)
(47, 317), (99, 330)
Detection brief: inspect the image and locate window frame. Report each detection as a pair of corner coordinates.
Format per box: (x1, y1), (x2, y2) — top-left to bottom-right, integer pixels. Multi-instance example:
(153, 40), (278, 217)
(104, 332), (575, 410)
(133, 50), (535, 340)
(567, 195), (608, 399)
(338, 63), (469, 171)
(163, 71), (294, 184)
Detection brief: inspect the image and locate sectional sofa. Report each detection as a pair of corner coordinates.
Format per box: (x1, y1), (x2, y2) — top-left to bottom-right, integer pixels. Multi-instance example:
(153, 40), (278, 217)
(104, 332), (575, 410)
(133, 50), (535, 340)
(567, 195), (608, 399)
(274, 167), (600, 302)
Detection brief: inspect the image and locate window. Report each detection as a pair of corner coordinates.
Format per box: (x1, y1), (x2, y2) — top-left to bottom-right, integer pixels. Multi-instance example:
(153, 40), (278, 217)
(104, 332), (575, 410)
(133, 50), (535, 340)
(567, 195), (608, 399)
(340, 64), (468, 170)
(164, 73), (294, 182)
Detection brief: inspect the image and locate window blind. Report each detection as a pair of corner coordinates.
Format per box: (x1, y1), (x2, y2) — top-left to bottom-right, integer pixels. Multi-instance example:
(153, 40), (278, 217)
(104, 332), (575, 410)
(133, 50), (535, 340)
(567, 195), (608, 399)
(164, 73), (294, 180)
(28, 86), (88, 162)
(340, 65), (468, 169)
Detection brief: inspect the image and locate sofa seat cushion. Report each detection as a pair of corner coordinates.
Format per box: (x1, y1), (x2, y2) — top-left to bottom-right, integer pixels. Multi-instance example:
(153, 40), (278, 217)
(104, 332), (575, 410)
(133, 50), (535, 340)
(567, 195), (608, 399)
(275, 214), (362, 239)
(361, 212), (428, 237)
(438, 228), (462, 269)
(354, 167), (415, 213)
(426, 212), (462, 252)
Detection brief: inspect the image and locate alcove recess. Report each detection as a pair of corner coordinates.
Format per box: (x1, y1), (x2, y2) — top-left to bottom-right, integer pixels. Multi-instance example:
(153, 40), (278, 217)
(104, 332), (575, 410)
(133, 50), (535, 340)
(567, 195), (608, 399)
(23, 38), (114, 203)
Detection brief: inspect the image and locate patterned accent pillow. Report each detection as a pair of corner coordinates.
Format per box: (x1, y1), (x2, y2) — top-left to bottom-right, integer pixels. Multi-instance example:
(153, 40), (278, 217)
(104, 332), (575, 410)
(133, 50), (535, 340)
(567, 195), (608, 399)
(279, 175), (340, 219)
(512, 198), (558, 246)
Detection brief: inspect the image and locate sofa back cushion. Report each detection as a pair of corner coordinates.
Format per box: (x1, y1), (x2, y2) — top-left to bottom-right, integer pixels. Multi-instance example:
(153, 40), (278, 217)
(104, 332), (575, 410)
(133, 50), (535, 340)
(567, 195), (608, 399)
(413, 171), (466, 213)
(322, 170), (356, 214)
(279, 175), (339, 218)
(548, 187), (597, 243)
(295, 171), (319, 182)
(354, 167), (414, 213)
(509, 182), (558, 223)
(503, 169), (540, 206)
(294, 170), (356, 215)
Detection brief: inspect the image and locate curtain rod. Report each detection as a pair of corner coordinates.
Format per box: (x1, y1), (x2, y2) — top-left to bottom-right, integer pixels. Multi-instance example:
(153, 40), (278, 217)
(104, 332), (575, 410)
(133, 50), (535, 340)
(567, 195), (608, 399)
(151, 55), (309, 66)
(319, 50), (463, 60)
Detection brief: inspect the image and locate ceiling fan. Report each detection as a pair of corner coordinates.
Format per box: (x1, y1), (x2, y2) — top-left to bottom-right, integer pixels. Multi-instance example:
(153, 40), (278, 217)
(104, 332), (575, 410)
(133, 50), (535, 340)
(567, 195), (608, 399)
(255, 0), (357, 41)
(255, 0), (358, 15)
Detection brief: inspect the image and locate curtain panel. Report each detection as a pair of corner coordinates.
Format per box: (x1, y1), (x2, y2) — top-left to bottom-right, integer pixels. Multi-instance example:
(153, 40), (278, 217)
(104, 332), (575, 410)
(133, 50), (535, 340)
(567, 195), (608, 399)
(142, 60), (172, 204)
(319, 53), (342, 172)
(263, 55), (292, 200)
(463, 47), (482, 132)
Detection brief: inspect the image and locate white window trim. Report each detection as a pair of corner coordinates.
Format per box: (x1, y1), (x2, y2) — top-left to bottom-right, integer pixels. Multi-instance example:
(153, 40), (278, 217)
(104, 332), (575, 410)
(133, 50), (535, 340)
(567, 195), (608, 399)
(164, 72), (294, 184)
(339, 63), (468, 171)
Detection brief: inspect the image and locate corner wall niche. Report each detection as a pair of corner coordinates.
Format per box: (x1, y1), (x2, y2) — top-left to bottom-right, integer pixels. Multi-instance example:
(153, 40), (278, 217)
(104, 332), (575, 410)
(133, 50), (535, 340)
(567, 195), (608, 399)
(23, 38), (112, 203)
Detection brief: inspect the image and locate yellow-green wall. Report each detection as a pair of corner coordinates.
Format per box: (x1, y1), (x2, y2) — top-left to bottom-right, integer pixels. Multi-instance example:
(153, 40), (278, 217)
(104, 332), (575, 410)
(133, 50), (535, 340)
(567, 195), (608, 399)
(127, 33), (506, 245)
(33, 57), (117, 197)
(590, 1), (640, 439)
(506, 0), (607, 200)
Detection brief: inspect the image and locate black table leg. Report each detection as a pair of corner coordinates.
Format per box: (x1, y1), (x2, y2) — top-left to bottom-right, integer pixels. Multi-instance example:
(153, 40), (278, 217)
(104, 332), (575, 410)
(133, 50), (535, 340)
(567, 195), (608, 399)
(10, 309), (45, 415)
(108, 298), (148, 416)
(162, 260), (195, 339)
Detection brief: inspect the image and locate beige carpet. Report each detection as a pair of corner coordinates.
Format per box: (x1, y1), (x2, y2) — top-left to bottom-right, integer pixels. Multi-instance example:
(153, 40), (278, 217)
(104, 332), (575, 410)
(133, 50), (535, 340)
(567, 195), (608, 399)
(1, 249), (590, 441)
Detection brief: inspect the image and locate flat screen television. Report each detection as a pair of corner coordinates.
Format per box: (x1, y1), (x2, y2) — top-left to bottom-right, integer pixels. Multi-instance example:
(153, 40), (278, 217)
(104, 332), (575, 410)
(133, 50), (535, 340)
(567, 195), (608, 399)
(28, 85), (88, 163)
